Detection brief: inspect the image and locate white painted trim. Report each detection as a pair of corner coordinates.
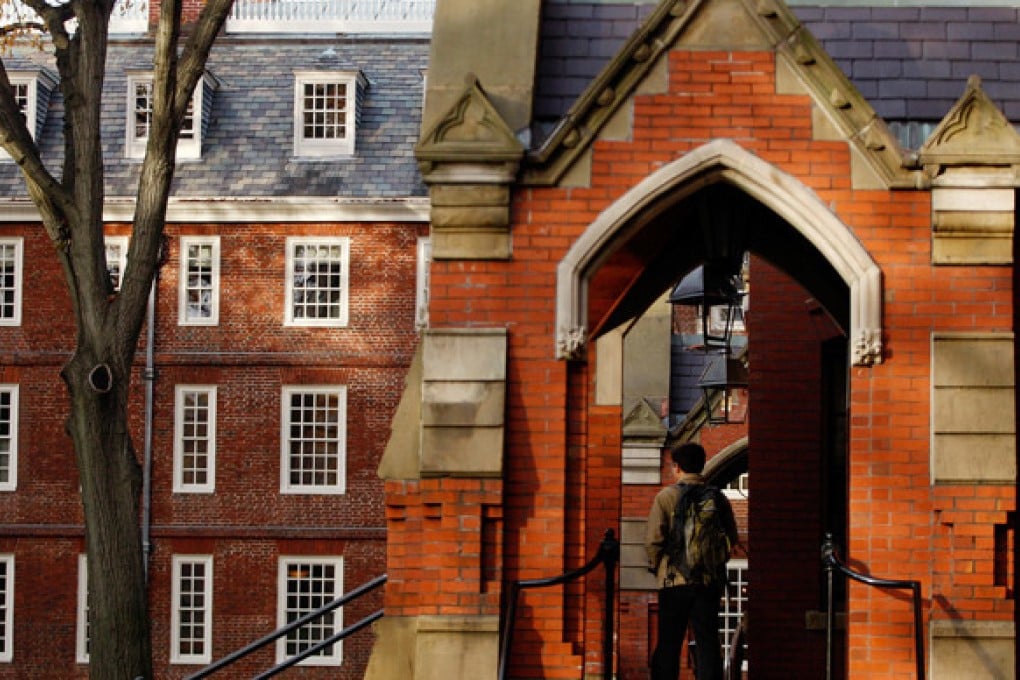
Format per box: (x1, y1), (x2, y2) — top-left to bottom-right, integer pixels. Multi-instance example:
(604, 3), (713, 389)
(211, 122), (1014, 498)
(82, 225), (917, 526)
(0, 554), (11, 663)
(104, 235), (129, 292)
(279, 386), (347, 495)
(292, 71), (365, 158)
(75, 554), (89, 664)
(173, 385), (218, 494)
(555, 139), (883, 366)
(178, 236), (221, 326)
(170, 554), (214, 665)
(0, 238), (22, 327)
(0, 197), (430, 223)
(275, 556), (344, 666)
(284, 237), (350, 327)
(0, 385), (18, 492)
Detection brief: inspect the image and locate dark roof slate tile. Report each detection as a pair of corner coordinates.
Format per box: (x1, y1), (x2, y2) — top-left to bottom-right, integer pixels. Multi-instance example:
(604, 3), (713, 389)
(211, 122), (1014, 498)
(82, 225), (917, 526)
(532, 2), (1020, 147)
(0, 36), (429, 199)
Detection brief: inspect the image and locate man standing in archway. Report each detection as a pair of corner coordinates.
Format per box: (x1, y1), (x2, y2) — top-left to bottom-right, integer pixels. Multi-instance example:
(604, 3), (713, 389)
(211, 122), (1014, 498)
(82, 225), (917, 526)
(646, 443), (739, 680)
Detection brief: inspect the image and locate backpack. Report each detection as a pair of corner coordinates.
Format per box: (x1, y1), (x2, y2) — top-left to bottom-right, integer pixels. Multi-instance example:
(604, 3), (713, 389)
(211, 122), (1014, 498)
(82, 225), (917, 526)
(665, 483), (732, 586)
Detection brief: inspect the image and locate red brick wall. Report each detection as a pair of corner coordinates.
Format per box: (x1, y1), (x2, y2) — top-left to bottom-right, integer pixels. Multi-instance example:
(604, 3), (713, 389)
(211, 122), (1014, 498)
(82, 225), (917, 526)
(0, 219), (424, 678)
(403, 44), (1015, 680)
(745, 257), (837, 677)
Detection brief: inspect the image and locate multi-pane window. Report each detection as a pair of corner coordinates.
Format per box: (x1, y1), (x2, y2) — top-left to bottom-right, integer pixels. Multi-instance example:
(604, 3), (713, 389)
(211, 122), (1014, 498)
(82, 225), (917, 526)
(76, 555), (89, 664)
(415, 236), (431, 330)
(105, 236), (129, 291)
(174, 386), (217, 493)
(0, 555), (12, 663)
(179, 237), (220, 325)
(292, 71), (364, 157)
(0, 386), (17, 492)
(285, 238), (349, 327)
(722, 472), (748, 499)
(9, 81), (28, 120)
(171, 555), (213, 665)
(125, 73), (204, 159)
(0, 239), (22, 326)
(0, 73), (51, 162)
(719, 559), (748, 672)
(281, 387), (346, 494)
(276, 557), (343, 666)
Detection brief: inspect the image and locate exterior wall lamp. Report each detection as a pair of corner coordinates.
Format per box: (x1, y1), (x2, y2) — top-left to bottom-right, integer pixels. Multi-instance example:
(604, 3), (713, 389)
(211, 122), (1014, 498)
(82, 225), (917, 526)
(670, 259), (749, 425)
(697, 353), (749, 425)
(668, 261), (745, 351)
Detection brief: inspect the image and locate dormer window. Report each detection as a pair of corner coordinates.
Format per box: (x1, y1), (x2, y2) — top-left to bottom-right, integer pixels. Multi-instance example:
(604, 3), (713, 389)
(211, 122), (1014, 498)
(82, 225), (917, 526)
(126, 72), (215, 160)
(1, 70), (56, 162)
(293, 71), (365, 158)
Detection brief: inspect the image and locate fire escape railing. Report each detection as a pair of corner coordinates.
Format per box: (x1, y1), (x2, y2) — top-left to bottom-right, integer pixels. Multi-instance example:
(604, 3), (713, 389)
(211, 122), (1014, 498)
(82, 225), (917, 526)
(822, 533), (925, 680)
(186, 573), (387, 680)
(498, 528), (620, 680)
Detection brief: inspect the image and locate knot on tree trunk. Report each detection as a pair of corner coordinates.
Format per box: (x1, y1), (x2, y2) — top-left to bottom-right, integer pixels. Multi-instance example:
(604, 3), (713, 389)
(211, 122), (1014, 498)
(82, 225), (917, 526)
(88, 363), (113, 393)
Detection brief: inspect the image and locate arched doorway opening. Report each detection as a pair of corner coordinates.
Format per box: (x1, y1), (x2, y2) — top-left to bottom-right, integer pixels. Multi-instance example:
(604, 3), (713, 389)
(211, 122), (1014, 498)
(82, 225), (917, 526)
(558, 140), (879, 678)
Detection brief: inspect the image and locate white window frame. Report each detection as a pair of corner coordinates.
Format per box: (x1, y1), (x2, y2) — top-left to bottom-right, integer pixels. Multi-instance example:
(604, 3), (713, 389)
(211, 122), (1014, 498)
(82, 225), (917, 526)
(415, 236), (431, 330)
(0, 75), (38, 163)
(276, 556), (343, 667)
(170, 555), (213, 665)
(178, 236), (220, 326)
(720, 559), (748, 672)
(280, 386), (346, 495)
(0, 238), (23, 326)
(0, 554), (12, 663)
(104, 236), (129, 292)
(76, 554), (89, 664)
(125, 72), (204, 160)
(0, 385), (18, 492)
(284, 237), (350, 327)
(292, 71), (363, 158)
(173, 385), (217, 493)
(722, 471), (748, 500)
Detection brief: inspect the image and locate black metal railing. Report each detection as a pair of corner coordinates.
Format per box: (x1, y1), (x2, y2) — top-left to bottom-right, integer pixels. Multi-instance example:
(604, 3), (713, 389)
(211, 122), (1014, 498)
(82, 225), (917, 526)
(821, 533), (925, 680)
(498, 528), (620, 680)
(186, 573), (387, 679)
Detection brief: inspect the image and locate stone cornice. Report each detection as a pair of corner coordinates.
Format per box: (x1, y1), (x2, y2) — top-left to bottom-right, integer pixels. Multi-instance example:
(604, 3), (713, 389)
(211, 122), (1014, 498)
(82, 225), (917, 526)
(0, 196), (431, 223)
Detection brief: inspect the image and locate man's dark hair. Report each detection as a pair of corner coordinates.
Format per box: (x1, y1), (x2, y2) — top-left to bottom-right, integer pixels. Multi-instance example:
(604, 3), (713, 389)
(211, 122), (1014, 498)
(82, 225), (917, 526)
(671, 442), (706, 473)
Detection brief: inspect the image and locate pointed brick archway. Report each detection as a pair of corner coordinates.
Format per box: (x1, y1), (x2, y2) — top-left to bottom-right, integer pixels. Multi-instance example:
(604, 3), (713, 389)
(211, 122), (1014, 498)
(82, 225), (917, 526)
(555, 138), (883, 367)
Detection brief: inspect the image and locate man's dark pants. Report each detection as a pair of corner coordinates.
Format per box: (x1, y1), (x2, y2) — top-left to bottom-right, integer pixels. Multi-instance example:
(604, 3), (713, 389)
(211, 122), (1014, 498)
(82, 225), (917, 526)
(651, 583), (723, 680)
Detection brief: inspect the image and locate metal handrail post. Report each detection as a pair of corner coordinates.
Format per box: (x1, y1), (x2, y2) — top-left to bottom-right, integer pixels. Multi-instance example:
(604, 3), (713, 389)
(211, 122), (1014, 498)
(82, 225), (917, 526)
(497, 582), (521, 680)
(822, 535), (835, 680)
(498, 529), (620, 680)
(822, 533), (925, 680)
(601, 529), (619, 680)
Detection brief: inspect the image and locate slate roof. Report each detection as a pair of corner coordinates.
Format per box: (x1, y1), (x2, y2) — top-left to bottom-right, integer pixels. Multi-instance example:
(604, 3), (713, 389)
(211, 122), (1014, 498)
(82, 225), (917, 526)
(533, 2), (1020, 148)
(0, 36), (429, 199)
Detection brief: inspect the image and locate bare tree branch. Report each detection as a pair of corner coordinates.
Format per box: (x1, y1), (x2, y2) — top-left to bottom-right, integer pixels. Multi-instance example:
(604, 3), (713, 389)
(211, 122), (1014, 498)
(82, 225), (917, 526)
(0, 54), (78, 230)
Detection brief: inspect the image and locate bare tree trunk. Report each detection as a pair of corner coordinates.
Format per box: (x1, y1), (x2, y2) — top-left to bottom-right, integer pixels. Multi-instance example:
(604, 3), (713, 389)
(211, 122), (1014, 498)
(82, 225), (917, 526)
(0, 0), (237, 676)
(64, 348), (151, 680)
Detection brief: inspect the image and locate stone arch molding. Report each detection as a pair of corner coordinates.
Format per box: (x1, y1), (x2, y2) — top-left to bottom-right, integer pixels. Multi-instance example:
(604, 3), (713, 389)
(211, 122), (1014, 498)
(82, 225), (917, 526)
(555, 139), (883, 366)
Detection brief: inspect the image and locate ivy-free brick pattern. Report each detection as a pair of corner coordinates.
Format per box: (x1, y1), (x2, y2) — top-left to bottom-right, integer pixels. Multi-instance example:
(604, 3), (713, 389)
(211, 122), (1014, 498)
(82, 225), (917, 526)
(0, 219), (424, 678)
(395, 43), (1015, 678)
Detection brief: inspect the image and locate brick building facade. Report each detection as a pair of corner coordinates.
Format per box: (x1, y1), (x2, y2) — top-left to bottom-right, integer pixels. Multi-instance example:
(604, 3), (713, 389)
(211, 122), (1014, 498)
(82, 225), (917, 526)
(369, 1), (1017, 679)
(1, 0), (1018, 679)
(0, 3), (430, 677)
